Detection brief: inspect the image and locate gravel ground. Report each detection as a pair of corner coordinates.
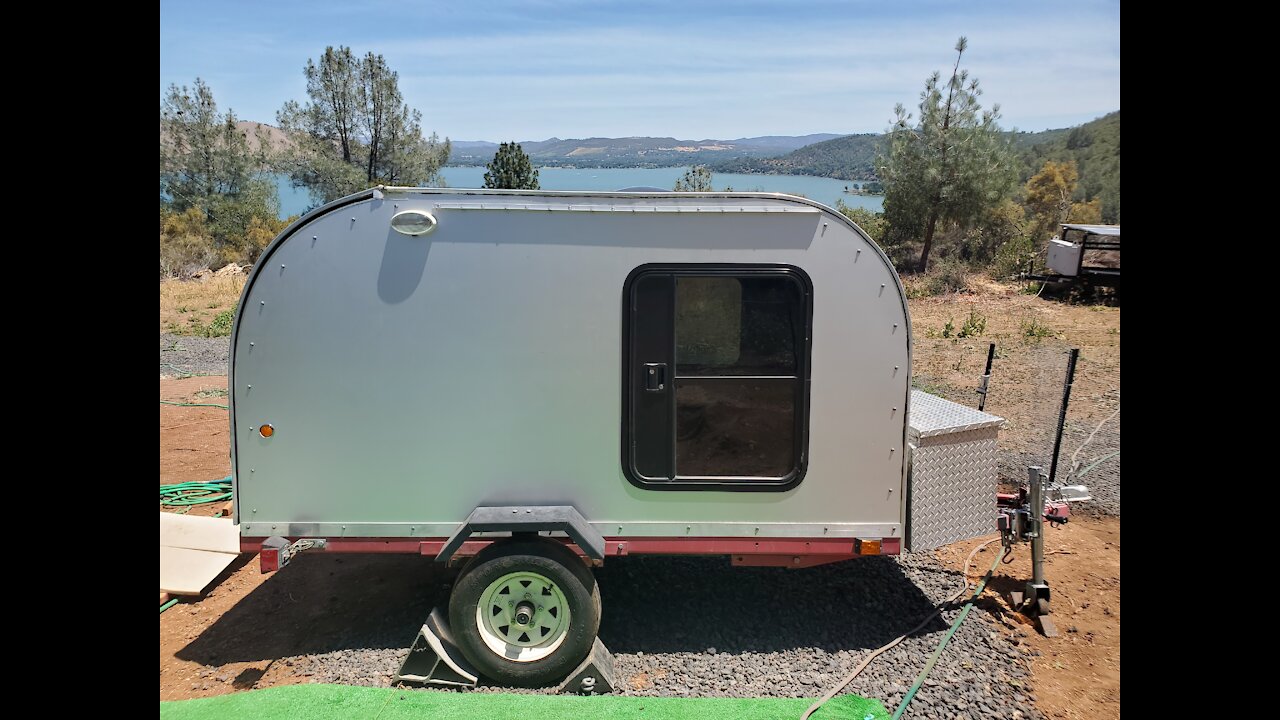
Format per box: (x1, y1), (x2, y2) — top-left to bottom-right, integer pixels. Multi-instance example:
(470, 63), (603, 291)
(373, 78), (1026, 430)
(160, 334), (230, 377)
(277, 553), (1042, 718)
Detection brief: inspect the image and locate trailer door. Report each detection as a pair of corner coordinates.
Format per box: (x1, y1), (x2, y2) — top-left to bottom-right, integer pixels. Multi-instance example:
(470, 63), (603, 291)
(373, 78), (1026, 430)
(622, 265), (812, 491)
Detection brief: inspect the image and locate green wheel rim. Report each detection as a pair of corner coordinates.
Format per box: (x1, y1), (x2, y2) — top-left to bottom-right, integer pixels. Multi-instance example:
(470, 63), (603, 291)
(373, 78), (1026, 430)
(475, 570), (572, 662)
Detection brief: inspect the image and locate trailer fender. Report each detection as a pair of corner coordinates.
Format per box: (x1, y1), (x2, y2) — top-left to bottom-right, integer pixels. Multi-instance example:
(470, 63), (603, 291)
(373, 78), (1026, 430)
(437, 506), (605, 563)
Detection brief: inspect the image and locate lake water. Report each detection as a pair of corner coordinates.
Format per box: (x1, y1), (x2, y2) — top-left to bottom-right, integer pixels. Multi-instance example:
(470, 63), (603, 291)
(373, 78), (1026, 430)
(275, 167), (883, 219)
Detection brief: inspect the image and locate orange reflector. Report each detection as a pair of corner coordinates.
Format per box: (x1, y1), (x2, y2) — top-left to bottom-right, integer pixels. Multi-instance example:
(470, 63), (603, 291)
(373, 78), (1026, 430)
(854, 538), (881, 555)
(259, 424), (274, 438)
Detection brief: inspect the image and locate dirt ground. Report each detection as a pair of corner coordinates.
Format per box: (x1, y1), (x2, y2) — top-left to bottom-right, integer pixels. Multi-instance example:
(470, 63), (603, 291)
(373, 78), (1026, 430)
(936, 520), (1120, 720)
(160, 279), (1120, 715)
(160, 377), (233, 518)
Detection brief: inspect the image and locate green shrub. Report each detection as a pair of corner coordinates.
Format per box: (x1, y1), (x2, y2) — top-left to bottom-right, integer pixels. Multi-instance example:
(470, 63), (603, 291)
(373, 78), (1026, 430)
(959, 309), (986, 337)
(1021, 317), (1054, 339)
(206, 310), (235, 337)
(159, 204), (290, 279)
(925, 258), (971, 296)
(904, 258), (972, 298)
(182, 309), (236, 338)
(835, 201), (888, 242)
(990, 233), (1037, 280)
(940, 310), (987, 339)
(160, 207), (219, 278)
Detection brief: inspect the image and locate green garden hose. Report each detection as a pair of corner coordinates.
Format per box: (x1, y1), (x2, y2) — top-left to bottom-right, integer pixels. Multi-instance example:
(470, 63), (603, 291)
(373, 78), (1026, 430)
(160, 399), (228, 409)
(890, 550), (1004, 720)
(802, 539), (1001, 720)
(160, 598), (179, 614)
(160, 477), (233, 506)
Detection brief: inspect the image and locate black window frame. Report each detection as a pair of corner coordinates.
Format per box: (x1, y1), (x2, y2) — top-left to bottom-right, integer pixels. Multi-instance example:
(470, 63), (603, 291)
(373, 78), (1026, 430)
(621, 263), (814, 492)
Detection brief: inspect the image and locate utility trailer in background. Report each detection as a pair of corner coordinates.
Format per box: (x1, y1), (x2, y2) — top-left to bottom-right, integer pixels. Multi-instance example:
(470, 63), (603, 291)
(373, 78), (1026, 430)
(231, 188), (1003, 687)
(1030, 223), (1121, 288)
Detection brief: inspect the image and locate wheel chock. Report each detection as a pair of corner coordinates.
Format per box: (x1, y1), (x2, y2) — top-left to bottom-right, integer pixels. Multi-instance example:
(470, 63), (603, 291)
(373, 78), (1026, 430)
(394, 607), (479, 688)
(396, 607), (615, 692)
(556, 638), (616, 695)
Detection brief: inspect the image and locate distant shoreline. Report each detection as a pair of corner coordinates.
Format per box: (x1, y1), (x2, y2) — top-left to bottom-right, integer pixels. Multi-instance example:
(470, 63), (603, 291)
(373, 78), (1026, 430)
(443, 163), (879, 184)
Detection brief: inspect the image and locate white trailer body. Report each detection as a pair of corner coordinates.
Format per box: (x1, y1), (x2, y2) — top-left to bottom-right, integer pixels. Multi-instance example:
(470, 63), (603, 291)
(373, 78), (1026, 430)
(230, 188), (1008, 686)
(232, 188), (916, 556)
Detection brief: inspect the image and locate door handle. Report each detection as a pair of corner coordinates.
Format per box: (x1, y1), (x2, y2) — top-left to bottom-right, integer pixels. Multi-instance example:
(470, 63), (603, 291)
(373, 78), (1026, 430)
(644, 363), (667, 392)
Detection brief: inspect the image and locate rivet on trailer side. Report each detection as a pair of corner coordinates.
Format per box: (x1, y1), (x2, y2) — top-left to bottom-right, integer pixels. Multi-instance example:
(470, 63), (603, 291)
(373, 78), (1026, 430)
(228, 187), (999, 689)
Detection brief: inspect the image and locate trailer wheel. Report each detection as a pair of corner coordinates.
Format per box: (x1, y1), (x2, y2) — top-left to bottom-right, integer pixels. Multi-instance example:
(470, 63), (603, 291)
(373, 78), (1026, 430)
(448, 539), (600, 687)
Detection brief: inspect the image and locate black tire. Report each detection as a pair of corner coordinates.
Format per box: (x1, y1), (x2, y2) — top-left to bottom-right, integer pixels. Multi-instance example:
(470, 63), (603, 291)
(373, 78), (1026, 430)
(448, 539), (601, 687)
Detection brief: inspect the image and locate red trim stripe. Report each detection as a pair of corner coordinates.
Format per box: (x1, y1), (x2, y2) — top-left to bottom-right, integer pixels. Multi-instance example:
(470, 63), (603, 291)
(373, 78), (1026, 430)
(240, 535), (901, 560)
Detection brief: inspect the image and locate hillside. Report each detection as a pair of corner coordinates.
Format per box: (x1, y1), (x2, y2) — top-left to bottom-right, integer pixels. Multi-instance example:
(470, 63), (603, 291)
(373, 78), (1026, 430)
(234, 121), (291, 153)
(226, 123), (838, 167)
(1017, 111), (1120, 223)
(713, 113), (1120, 222)
(710, 133), (883, 180)
(447, 134), (841, 166)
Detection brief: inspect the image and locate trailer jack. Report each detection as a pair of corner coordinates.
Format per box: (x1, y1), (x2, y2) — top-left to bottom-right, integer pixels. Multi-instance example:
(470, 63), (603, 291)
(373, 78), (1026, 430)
(998, 470), (1091, 637)
(997, 348), (1092, 637)
(999, 467), (1073, 636)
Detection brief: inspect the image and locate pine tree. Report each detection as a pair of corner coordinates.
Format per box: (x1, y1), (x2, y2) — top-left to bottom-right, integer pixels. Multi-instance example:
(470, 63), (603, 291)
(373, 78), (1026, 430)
(276, 46), (451, 204)
(160, 79), (279, 264)
(483, 142), (540, 189)
(878, 38), (1018, 272)
(673, 166), (713, 191)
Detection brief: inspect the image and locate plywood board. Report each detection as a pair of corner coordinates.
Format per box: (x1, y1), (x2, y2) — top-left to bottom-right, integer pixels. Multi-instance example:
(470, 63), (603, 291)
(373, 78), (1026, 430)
(160, 546), (238, 595)
(160, 512), (240, 553)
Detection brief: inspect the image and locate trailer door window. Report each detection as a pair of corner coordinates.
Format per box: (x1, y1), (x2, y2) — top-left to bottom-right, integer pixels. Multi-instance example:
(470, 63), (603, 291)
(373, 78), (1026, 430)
(624, 265), (812, 490)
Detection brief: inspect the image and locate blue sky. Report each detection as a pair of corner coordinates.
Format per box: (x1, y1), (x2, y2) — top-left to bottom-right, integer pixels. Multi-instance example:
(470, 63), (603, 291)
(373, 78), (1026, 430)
(159, 0), (1120, 141)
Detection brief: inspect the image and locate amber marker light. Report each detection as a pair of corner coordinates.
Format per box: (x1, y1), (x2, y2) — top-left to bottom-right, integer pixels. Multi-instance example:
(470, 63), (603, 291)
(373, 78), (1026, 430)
(259, 424), (275, 438)
(854, 538), (881, 555)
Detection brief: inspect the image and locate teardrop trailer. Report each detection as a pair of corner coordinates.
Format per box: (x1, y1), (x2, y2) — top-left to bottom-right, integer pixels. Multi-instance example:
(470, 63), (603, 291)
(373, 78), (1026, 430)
(231, 187), (1019, 689)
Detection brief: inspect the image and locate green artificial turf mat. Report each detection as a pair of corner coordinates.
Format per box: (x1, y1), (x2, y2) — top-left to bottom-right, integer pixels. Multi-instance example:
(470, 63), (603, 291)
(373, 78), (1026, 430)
(160, 683), (890, 720)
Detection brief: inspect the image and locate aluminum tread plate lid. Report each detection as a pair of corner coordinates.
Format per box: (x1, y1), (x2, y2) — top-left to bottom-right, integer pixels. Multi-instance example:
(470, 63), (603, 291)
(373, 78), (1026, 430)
(908, 390), (1005, 439)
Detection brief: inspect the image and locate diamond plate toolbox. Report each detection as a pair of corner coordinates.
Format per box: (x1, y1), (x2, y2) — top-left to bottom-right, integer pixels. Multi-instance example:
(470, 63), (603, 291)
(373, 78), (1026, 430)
(906, 390), (1005, 552)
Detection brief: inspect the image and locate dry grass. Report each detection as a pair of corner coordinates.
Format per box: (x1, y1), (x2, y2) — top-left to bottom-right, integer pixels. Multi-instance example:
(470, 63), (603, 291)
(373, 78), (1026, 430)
(160, 275), (247, 335)
(908, 277), (1120, 463)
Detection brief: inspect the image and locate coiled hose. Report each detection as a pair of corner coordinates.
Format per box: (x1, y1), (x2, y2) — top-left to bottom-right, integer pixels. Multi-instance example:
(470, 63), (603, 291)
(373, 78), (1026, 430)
(160, 477), (233, 506)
